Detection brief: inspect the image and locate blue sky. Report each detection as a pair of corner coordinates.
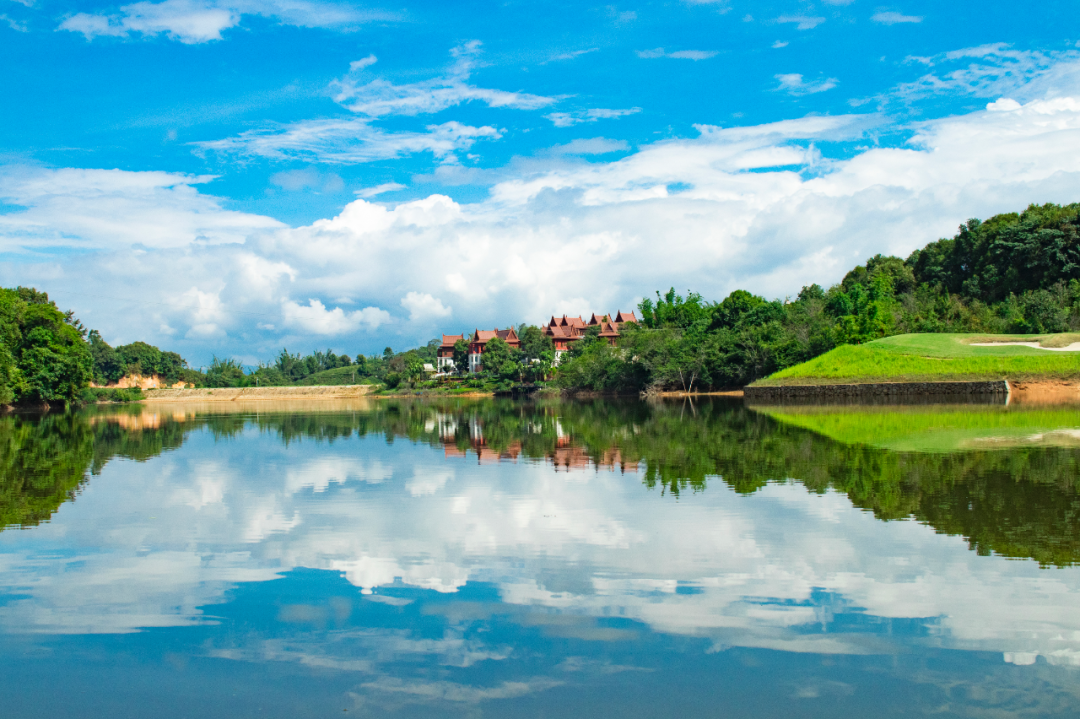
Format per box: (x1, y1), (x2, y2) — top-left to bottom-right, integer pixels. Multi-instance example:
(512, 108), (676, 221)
(2, 0), (1079, 364)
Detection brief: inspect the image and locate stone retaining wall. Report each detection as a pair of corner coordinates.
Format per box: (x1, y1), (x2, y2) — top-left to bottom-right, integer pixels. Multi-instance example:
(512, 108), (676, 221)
(744, 380), (1009, 403)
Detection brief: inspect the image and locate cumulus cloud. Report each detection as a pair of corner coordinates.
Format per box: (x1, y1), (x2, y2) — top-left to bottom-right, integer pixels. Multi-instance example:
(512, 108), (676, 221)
(774, 73), (839, 95)
(400, 291), (452, 321)
(636, 48), (718, 60)
(871, 11), (923, 25)
(58, 0), (399, 44)
(282, 298), (391, 334)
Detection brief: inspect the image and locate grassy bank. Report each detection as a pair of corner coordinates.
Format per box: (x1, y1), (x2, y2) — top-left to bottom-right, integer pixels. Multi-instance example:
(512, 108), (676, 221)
(754, 333), (1080, 386)
(757, 404), (1080, 452)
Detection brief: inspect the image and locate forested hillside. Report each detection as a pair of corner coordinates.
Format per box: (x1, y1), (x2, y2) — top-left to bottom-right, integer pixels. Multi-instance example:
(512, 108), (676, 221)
(557, 202), (1080, 392)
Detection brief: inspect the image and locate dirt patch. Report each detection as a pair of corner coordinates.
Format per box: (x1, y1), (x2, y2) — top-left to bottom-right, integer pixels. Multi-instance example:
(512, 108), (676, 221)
(1008, 380), (1080, 406)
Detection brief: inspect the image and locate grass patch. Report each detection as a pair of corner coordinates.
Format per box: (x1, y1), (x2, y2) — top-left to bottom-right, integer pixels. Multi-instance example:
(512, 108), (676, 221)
(755, 333), (1080, 386)
(758, 404), (1080, 453)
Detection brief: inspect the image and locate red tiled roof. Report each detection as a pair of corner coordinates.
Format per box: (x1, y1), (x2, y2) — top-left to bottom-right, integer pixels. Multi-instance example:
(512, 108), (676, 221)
(613, 310), (637, 324)
(472, 328), (521, 346)
(440, 334), (465, 348)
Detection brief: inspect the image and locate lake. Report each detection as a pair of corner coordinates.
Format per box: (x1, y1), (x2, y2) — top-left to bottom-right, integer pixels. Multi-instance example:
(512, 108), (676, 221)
(2, 396), (1080, 717)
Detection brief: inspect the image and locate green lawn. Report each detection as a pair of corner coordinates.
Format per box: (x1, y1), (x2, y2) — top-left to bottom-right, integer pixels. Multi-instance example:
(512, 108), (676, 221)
(755, 333), (1080, 385)
(758, 404), (1080, 453)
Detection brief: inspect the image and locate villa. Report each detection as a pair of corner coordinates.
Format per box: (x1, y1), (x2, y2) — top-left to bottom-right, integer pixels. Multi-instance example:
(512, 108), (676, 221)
(438, 328), (521, 373)
(542, 310), (637, 363)
(436, 311), (636, 373)
(436, 334), (464, 372)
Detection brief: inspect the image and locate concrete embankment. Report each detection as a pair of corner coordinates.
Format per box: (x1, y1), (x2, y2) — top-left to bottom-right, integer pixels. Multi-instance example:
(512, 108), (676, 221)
(744, 380), (1009, 403)
(142, 385), (375, 402)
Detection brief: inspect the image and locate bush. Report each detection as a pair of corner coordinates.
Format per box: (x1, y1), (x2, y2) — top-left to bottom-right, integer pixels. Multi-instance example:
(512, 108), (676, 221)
(79, 387), (143, 404)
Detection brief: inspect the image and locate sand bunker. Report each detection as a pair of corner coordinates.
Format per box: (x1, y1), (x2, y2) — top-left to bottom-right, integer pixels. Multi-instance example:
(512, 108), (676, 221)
(1008, 381), (1080, 406)
(971, 341), (1080, 351)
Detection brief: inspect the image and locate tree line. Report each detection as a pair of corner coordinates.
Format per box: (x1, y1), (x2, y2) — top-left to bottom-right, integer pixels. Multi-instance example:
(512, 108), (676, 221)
(556, 202), (1080, 392)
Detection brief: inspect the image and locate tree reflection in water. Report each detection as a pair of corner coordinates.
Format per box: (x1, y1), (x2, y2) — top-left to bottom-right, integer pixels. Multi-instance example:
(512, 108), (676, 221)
(3, 397), (1079, 565)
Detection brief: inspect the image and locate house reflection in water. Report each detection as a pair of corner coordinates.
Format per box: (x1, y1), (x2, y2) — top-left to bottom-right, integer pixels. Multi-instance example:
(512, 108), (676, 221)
(434, 410), (638, 473)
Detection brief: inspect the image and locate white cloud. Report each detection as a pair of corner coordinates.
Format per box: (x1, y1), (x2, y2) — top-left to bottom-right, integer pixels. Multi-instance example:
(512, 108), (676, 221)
(545, 48), (599, 63)
(269, 167), (344, 193)
(774, 73), (839, 95)
(58, 0), (398, 44)
(550, 138), (630, 155)
(400, 291), (452, 321)
(636, 48), (718, 60)
(197, 118), (501, 164)
(545, 107), (641, 128)
(8, 56), (1080, 359)
(1, 13), (27, 31)
(355, 182), (406, 198)
(772, 40), (788, 49)
(871, 11), (923, 24)
(282, 298), (391, 334)
(332, 42), (556, 117)
(0, 166), (282, 251)
(776, 15), (825, 30)
(890, 44), (1080, 103)
(201, 43), (556, 165)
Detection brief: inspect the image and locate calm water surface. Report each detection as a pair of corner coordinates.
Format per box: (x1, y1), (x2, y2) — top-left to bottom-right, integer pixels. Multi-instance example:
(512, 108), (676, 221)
(2, 397), (1080, 718)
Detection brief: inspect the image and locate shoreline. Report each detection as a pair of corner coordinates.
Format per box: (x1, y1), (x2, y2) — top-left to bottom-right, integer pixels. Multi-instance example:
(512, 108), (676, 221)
(141, 385), (377, 402)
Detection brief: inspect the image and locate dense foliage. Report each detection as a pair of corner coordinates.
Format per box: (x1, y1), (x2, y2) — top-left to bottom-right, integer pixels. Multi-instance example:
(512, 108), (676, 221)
(558, 202), (1080, 392)
(0, 288), (92, 405)
(89, 332), (196, 386)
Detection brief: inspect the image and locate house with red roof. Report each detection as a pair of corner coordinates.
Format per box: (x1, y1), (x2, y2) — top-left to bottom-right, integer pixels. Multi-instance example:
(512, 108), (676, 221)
(541, 310), (637, 363)
(467, 327), (520, 373)
(436, 334), (465, 372)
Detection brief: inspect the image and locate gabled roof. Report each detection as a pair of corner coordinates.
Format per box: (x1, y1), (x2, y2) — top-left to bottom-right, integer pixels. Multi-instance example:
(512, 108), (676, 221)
(588, 313), (610, 326)
(472, 328), (520, 346)
(613, 310), (637, 324)
(440, 334), (465, 347)
(598, 320), (619, 337)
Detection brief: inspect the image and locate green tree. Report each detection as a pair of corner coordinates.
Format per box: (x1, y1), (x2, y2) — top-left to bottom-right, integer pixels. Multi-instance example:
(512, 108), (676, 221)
(453, 338), (470, 374)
